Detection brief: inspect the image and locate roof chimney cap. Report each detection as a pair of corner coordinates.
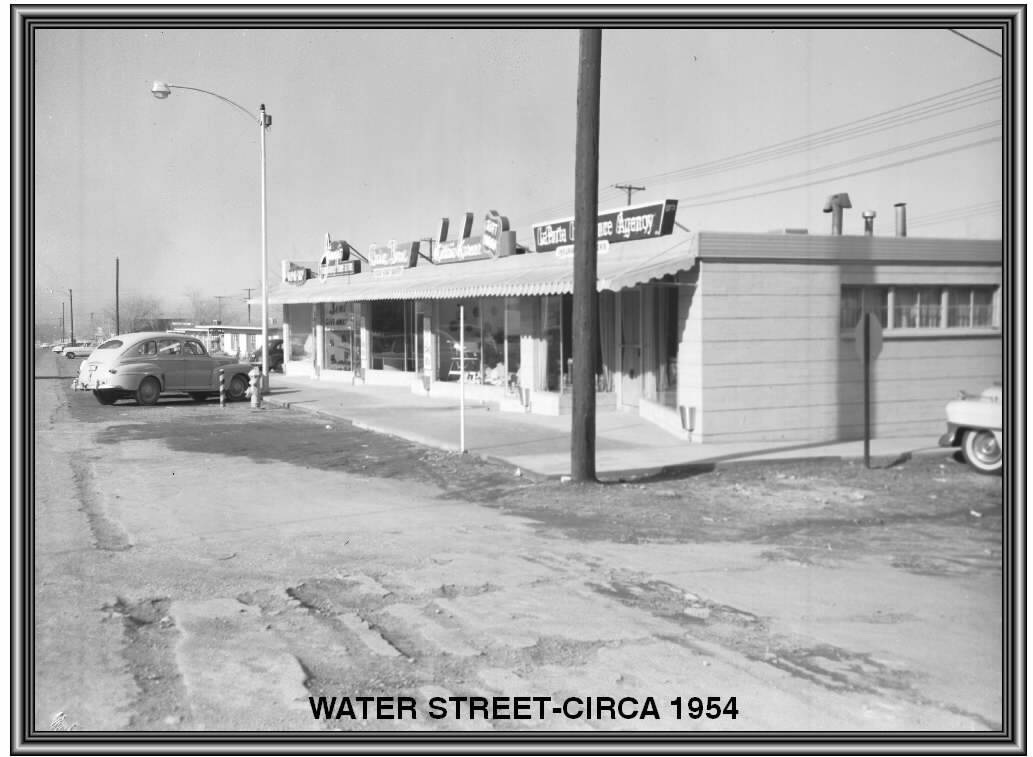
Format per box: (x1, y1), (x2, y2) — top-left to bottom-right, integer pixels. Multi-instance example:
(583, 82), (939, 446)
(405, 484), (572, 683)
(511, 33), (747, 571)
(823, 193), (853, 212)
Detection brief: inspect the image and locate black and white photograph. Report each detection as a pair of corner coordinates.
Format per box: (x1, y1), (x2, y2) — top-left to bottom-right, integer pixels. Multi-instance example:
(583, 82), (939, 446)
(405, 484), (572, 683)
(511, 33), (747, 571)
(14, 5), (1023, 753)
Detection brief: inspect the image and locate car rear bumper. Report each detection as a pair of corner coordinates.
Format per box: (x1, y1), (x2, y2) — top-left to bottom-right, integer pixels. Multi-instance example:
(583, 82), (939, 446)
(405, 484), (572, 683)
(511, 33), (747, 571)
(72, 374), (125, 392)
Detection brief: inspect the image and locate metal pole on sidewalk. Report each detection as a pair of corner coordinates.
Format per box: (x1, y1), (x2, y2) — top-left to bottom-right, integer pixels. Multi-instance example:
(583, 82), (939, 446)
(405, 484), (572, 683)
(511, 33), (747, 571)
(459, 305), (466, 453)
(863, 314), (871, 469)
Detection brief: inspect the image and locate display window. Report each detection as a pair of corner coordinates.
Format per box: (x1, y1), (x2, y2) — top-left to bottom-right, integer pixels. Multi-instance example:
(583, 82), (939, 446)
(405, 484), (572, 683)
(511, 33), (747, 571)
(544, 295), (572, 391)
(286, 303), (315, 362)
(371, 300), (417, 372)
(325, 302), (360, 371)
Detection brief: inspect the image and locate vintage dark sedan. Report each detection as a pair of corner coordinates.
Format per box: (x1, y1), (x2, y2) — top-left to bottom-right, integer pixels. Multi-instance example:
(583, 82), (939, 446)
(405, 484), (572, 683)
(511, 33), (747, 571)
(72, 332), (256, 406)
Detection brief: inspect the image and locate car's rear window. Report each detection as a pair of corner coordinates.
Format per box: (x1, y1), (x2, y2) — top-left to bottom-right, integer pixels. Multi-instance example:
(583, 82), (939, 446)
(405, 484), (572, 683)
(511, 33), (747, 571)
(97, 340), (123, 349)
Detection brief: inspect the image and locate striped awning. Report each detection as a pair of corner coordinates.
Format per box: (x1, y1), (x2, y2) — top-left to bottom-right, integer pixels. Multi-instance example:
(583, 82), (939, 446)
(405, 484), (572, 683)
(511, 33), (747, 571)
(264, 233), (698, 305)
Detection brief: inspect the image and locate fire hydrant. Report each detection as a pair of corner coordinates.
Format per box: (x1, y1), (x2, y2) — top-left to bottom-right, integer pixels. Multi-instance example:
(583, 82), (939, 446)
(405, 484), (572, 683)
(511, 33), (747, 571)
(247, 366), (262, 409)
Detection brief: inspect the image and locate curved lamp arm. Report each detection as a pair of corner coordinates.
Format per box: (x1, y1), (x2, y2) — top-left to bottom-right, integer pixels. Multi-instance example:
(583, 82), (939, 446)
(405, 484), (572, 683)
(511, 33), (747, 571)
(151, 81), (262, 125)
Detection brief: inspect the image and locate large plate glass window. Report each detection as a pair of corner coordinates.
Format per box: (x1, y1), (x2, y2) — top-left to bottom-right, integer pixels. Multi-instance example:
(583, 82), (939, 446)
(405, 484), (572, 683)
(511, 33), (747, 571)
(325, 302), (360, 371)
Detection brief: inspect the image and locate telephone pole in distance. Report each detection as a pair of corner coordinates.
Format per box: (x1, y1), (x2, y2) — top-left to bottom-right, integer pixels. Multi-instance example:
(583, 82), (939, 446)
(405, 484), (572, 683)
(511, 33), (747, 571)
(615, 183), (645, 206)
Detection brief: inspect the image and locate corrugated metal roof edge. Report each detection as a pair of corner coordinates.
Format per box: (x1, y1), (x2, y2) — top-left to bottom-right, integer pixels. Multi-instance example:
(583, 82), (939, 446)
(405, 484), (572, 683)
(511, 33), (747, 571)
(265, 235), (699, 304)
(697, 231), (1002, 264)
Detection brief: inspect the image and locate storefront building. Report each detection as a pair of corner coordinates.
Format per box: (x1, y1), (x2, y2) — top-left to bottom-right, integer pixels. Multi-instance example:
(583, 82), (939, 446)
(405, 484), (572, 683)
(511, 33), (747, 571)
(264, 203), (1002, 443)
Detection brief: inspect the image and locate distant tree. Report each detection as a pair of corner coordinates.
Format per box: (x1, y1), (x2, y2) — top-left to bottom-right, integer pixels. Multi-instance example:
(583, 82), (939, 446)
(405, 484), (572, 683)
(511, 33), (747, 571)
(185, 289), (220, 325)
(101, 294), (164, 335)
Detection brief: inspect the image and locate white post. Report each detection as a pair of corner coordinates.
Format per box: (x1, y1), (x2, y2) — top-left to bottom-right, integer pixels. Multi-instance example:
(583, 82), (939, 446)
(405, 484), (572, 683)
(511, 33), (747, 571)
(259, 103), (270, 393)
(459, 305), (466, 453)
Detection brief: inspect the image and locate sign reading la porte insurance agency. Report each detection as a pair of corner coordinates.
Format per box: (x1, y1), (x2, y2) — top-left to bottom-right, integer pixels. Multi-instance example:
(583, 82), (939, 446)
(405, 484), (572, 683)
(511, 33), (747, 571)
(531, 199), (679, 253)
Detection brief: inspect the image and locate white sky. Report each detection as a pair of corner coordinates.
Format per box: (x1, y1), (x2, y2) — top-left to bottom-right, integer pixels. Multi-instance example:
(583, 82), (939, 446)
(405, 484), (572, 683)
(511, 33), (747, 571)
(31, 25), (1004, 331)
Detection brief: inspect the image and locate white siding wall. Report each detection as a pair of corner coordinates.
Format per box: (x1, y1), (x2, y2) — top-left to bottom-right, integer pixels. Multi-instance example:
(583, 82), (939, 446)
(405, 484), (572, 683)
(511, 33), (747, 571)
(697, 261), (1002, 442)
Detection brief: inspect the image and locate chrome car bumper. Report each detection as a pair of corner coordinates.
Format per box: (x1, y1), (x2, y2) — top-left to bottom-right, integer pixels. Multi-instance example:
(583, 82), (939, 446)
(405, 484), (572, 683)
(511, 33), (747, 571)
(938, 423), (960, 448)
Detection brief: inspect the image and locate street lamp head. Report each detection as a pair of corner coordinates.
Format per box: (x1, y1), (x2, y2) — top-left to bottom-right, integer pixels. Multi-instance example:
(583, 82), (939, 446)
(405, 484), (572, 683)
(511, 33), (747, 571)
(151, 81), (171, 99)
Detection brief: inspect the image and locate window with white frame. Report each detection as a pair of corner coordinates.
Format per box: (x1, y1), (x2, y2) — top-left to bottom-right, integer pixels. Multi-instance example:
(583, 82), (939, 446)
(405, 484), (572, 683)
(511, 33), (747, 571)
(840, 285), (998, 331)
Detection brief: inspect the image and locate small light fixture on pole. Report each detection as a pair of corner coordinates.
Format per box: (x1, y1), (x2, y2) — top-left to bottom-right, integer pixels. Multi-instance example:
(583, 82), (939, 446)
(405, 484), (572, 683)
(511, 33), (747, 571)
(150, 80), (272, 391)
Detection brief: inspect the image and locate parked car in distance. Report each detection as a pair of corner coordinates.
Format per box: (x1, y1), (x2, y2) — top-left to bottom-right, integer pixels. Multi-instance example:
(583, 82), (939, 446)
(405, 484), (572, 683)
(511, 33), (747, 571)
(51, 342), (68, 353)
(72, 332), (255, 406)
(249, 338), (285, 372)
(62, 342), (95, 359)
(938, 385), (1003, 474)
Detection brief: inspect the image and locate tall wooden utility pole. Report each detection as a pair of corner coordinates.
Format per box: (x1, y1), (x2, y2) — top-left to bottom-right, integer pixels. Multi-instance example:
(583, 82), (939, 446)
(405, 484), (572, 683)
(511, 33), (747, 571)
(115, 257), (120, 335)
(571, 28), (602, 483)
(615, 183), (645, 206)
(68, 289), (74, 343)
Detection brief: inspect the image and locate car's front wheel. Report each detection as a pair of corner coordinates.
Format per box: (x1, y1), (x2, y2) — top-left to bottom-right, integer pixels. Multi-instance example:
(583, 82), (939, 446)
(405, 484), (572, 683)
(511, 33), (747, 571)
(66, 352), (76, 359)
(961, 429), (1002, 474)
(227, 374), (249, 401)
(93, 390), (117, 405)
(136, 377), (161, 406)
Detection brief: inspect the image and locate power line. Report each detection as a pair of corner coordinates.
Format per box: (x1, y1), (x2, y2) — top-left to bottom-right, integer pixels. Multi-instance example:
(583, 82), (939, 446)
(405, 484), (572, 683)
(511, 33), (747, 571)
(624, 85), (1000, 186)
(676, 137), (1001, 209)
(675, 121), (1001, 204)
(520, 76), (1001, 224)
(950, 29), (1003, 58)
(910, 201), (1003, 227)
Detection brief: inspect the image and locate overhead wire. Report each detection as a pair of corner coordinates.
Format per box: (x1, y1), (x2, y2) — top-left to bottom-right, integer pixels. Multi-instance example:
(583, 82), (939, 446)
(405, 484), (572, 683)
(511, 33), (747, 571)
(675, 121), (1002, 203)
(676, 137), (1001, 209)
(950, 29), (1003, 58)
(519, 77), (1001, 224)
(624, 87), (1001, 185)
(910, 201), (1003, 228)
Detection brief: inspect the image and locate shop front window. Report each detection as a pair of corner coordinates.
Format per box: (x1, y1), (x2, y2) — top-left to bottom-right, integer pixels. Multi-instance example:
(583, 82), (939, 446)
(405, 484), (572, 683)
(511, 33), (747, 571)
(544, 296), (572, 391)
(479, 299), (506, 386)
(325, 302), (360, 371)
(371, 300), (416, 372)
(438, 299), (481, 381)
(286, 303), (315, 362)
(505, 298), (522, 393)
(657, 286), (679, 408)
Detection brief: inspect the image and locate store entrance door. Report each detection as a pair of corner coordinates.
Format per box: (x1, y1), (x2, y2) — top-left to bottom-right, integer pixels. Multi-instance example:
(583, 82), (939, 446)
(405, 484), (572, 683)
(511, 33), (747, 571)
(620, 290), (642, 407)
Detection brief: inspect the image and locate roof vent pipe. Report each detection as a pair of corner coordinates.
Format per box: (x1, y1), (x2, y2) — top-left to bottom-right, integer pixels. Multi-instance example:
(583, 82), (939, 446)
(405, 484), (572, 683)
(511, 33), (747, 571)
(894, 202), (908, 237)
(862, 210), (876, 236)
(822, 192), (852, 235)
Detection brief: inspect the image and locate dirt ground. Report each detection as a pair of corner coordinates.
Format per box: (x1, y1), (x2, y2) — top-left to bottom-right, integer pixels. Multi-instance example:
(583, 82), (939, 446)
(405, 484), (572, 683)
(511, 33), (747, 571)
(35, 354), (1006, 736)
(87, 401), (1003, 575)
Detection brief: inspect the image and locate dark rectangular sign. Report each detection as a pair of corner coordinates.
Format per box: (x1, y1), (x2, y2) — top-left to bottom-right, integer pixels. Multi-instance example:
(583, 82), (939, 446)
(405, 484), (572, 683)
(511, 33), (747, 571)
(531, 199), (679, 253)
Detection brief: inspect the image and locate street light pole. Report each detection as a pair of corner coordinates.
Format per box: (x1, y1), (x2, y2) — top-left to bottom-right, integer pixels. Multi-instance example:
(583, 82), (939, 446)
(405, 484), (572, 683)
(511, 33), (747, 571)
(68, 289), (74, 343)
(151, 80), (271, 391)
(259, 103), (269, 390)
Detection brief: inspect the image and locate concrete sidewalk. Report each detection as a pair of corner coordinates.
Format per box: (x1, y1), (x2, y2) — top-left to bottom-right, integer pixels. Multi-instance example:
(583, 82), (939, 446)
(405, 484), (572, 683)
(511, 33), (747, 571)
(261, 374), (943, 479)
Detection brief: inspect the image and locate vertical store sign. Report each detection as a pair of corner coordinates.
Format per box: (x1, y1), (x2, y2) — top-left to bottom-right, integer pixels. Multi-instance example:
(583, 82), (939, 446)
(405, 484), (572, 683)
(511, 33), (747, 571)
(481, 210), (511, 256)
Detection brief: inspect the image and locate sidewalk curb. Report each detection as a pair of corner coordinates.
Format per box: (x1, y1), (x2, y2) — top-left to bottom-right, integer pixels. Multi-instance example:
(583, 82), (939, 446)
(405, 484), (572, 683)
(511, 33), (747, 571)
(263, 393), (944, 481)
